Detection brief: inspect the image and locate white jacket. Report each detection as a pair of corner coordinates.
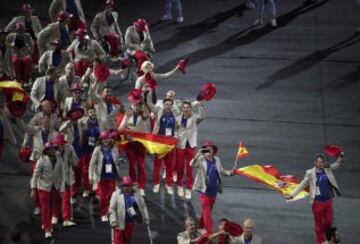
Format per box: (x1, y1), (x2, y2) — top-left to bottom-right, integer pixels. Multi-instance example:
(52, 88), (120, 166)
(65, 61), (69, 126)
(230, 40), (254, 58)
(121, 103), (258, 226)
(67, 39), (106, 62)
(49, 0), (86, 23)
(38, 50), (72, 75)
(91, 11), (122, 39)
(5, 16), (42, 38)
(30, 76), (63, 110)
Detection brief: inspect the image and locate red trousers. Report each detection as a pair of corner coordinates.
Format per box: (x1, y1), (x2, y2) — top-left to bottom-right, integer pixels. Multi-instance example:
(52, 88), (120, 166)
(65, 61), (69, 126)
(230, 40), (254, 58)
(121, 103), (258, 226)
(38, 188), (60, 232)
(125, 142), (146, 189)
(32, 42), (40, 65)
(113, 222), (136, 244)
(153, 149), (175, 186)
(74, 60), (91, 76)
(71, 157), (84, 198)
(312, 199), (333, 244)
(198, 194), (216, 235)
(68, 18), (87, 32)
(62, 185), (72, 221)
(98, 179), (116, 216)
(11, 55), (32, 83)
(80, 154), (92, 192)
(176, 147), (195, 189)
(104, 33), (121, 57)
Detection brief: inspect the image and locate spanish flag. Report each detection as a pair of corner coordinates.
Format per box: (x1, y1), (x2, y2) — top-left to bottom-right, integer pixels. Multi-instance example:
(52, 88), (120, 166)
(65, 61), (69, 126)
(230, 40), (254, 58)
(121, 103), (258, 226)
(0, 81), (30, 103)
(122, 130), (178, 158)
(234, 164), (308, 201)
(237, 142), (249, 159)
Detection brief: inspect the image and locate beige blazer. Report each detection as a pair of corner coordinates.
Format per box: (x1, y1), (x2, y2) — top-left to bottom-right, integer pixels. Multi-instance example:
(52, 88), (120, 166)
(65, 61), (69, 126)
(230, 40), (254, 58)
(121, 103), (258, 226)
(124, 26), (154, 54)
(191, 155), (232, 194)
(91, 11), (122, 40)
(119, 110), (149, 132)
(232, 234), (262, 244)
(59, 119), (83, 145)
(6, 33), (34, 57)
(5, 16), (43, 38)
(88, 145), (121, 185)
(38, 22), (69, 54)
(290, 157), (343, 204)
(59, 143), (78, 186)
(22, 126), (56, 161)
(49, 0), (86, 23)
(31, 154), (65, 192)
(89, 86), (122, 131)
(38, 50), (72, 75)
(30, 76), (63, 110)
(177, 231), (202, 244)
(67, 39), (106, 62)
(175, 103), (206, 149)
(109, 186), (149, 230)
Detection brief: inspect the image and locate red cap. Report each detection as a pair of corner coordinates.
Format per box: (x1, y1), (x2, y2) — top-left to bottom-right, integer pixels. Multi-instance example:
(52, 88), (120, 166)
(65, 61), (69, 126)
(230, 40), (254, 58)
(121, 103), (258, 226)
(22, 4), (33, 13)
(19, 147), (32, 163)
(121, 176), (134, 186)
(74, 28), (88, 37)
(66, 107), (85, 121)
(197, 83), (217, 101)
(94, 63), (110, 82)
(127, 88), (144, 104)
(224, 221), (243, 237)
(100, 130), (111, 140)
(201, 141), (218, 154)
(134, 18), (148, 32)
(70, 82), (84, 92)
(51, 133), (69, 146)
(57, 11), (72, 21)
(324, 144), (343, 158)
(177, 58), (189, 74)
(133, 50), (150, 76)
(7, 101), (27, 117)
(145, 73), (158, 89)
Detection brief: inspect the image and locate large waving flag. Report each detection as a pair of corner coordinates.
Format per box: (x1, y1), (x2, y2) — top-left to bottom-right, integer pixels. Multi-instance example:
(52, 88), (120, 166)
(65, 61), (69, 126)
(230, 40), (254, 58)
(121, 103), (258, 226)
(121, 130), (178, 158)
(234, 164), (309, 201)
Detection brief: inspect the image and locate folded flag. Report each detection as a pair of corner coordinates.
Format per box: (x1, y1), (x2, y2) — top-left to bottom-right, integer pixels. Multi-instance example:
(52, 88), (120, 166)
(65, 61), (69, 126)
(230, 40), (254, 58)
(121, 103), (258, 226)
(237, 142), (249, 159)
(234, 164), (309, 201)
(121, 130), (177, 158)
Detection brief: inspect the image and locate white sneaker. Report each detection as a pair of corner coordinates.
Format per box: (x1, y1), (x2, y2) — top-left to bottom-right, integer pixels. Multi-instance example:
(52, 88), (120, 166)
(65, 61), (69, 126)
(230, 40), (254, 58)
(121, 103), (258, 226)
(45, 231), (52, 239)
(139, 189), (145, 197)
(166, 185), (174, 195)
(177, 186), (184, 198)
(271, 18), (278, 27)
(63, 220), (77, 227)
(33, 207), (40, 216)
(161, 15), (172, 21)
(173, 174), (177, 183)
(185, 189), (192, 200)
(176, 17), (184, 23)
(153, 184), (160, 193)
(252, 18), (263, 26)
(101, 215), (109, 222)
(51, 217), (58, 225)
(82, 191), (90, 198)
(70, 197), (77, 204)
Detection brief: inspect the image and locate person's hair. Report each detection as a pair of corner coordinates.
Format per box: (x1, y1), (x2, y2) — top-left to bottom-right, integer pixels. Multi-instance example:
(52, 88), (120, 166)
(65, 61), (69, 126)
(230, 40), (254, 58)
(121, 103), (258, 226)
(325, 227), (337, 241)
(162, 98), (173, 105)
(46, 67), (57, 76)
(244, 219), (254, 228)
(314, 153), (325, 161)
(103, 85), (112, 91)
(141, 61), (154, 72)
(184, 216), (195, 228)
(219, 218), (229, 223)
(182, 100), (192, 108)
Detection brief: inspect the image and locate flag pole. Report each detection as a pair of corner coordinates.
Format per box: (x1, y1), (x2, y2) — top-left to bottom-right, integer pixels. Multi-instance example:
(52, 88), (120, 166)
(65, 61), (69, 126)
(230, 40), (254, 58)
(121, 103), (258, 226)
(232, 140), (242, 170)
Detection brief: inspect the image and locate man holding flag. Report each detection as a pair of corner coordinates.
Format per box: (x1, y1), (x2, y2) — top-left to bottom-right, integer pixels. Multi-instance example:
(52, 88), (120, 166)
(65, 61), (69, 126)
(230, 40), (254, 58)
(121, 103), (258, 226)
(286, 151), (345, 244)
(190, 141), (235, 236)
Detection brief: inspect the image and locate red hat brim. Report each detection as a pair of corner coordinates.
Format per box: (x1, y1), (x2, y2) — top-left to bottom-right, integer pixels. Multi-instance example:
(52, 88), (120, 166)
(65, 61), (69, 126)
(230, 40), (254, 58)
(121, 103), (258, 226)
(94, 64), (110, 82)
(224, 221), (243, 236)
(197, 83), (217, 101)
(324, 144), (343, 158)
(178, 58), (189, 74)
(201, 143), (218, 154)
(128, 89), (144, 104)
(66, 108), (85, 120)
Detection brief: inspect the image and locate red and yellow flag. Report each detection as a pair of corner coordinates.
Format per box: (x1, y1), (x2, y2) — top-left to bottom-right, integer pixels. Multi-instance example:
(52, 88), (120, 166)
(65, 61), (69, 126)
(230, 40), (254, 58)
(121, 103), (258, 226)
(120, 130), (177, 158)
(236, 142), (249, 159)
(0, 80), (30, 103)
(234, 164), (308, 201)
